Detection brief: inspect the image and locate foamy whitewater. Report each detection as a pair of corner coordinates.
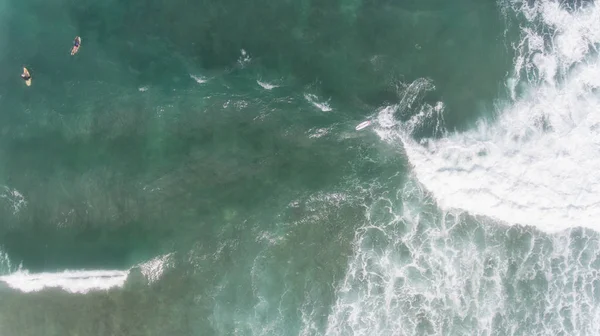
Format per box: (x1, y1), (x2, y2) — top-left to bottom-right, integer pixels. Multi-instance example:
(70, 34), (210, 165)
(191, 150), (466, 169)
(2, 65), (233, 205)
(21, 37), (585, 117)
(304, 93), (333, 112)
(326, 177), (600, 335)
(0, 270), (129, 294)
(0, 254), (173, 294)
(378, 0), (600, 232)
(323, 4), (600, 333)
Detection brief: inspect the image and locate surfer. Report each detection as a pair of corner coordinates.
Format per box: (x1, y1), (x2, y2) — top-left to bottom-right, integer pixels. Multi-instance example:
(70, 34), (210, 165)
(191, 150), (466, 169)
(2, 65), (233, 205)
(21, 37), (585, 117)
(21, 67), (31, 86)
(71, 36), (81, 56)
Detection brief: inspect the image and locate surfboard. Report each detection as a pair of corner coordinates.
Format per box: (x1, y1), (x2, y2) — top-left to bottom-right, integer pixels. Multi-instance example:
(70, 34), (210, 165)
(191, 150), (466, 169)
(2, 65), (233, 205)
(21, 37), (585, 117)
(355, 120), (371, 131)
(22, 67), (31, 87)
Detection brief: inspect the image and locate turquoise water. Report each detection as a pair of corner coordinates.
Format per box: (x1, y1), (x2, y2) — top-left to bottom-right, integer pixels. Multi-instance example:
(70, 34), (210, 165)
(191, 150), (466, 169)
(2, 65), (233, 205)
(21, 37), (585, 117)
(1, 0), (600, 334)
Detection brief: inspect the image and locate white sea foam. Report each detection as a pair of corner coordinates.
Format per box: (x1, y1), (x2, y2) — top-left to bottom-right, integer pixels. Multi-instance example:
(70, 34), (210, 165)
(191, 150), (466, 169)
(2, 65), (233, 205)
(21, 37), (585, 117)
(308, 127), (330, 138)
(139, 253), (173, 284)
(0, 269), (129, 294)
(257, 80), (279, 90)
(0, 186), (26, 215)
(304, 93), (332, 112)
(325, 176), (600, 335)
(326, 180), (500, 335)
(0, 253), (174, 294)
(190, 74), (208, 84)
(375, 0), (600, 233)
(238, 49), (251, 67)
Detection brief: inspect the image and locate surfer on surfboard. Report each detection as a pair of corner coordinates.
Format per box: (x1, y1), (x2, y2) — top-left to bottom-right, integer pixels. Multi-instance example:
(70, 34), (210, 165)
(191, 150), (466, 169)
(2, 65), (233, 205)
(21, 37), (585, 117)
(71, 36), (81, 56)
(21, 67), (31, 86)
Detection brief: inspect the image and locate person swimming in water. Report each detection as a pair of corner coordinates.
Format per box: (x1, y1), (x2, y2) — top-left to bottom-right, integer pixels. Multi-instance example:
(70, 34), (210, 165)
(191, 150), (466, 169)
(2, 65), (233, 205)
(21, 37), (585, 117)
(21, 67), (31, 86)
(71, 36), (81, 55)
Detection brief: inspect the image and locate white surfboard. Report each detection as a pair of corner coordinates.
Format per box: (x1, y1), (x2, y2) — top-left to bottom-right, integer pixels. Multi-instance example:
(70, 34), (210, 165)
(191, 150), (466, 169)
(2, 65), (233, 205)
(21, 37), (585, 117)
(355, 120), (371, 131)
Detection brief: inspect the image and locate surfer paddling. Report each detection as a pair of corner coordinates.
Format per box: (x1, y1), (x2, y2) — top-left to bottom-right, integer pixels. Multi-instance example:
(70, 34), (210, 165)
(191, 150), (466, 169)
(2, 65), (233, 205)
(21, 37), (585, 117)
(21, 67), (31, 86)
(71, 36), (81, 55)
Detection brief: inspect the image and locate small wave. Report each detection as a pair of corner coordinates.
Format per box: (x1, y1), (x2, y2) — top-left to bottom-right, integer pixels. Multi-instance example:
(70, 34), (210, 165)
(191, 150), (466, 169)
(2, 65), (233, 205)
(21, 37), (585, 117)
(304, 93), (332, 112)
(238, 49), (251, 67)
(0, 253), (174, 294)
(0, 270), (129, 294)
(257, 80), (279, 90)
(190, 74), (208, 84)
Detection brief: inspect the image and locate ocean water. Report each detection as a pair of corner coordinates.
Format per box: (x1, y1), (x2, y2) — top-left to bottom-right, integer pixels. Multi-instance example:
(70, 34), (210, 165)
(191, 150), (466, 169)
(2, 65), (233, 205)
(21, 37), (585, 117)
(1, 0), (600, 334)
